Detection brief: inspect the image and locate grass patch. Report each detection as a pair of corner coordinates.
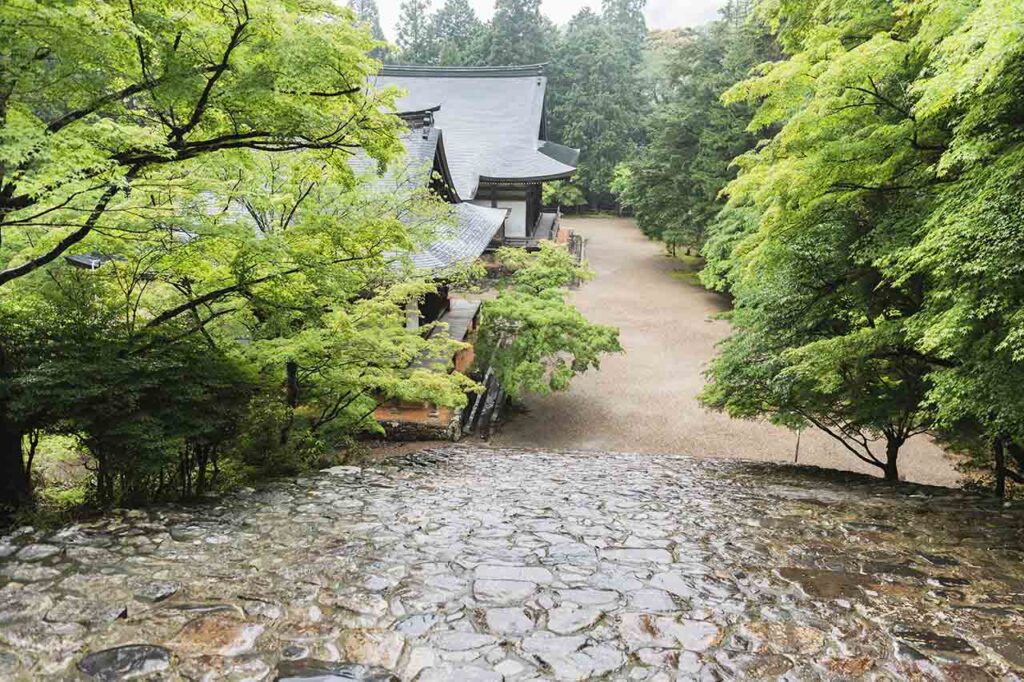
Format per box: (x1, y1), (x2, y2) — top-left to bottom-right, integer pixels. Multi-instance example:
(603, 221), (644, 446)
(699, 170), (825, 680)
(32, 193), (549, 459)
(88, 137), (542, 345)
(669, 252), (705, 287)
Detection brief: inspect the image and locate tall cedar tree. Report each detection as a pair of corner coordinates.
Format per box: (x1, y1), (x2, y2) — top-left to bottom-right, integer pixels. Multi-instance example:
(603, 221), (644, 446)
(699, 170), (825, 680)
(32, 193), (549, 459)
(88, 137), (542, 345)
(396, 0), (435, 64)
(430, 0), (486, 65)
(548, 5), (648, 205)
(482, 0), (557, 66)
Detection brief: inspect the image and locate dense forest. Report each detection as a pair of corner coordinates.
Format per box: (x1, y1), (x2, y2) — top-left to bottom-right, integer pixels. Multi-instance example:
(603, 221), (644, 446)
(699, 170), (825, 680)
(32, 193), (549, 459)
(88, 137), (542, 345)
(617, 0), (1024, 489)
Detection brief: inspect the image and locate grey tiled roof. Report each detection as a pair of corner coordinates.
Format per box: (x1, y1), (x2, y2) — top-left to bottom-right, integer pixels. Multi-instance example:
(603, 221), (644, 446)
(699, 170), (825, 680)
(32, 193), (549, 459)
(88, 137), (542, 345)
(349, 126), (443, 195)
(407, 203), (507, 275)
(375, 65), (578, 199)
(349, 128), (507, 275)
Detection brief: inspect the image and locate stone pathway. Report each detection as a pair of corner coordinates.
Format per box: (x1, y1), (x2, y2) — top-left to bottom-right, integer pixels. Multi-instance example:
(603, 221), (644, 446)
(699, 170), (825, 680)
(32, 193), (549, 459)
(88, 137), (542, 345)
(2, 447), (1024, 680)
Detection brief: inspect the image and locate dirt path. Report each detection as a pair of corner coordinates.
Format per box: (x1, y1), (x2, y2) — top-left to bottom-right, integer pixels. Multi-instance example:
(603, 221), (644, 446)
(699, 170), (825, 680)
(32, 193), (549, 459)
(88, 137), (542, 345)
(492, 217), (959, 487)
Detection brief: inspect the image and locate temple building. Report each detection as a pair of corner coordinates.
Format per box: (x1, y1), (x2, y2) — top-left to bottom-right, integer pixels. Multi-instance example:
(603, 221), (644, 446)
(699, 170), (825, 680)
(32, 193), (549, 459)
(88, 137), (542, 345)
(377, 64), (580, 244)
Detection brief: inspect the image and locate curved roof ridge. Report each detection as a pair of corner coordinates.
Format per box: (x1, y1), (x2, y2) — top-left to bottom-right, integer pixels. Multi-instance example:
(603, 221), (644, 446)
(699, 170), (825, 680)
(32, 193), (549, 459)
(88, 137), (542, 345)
(381, 64), (548, 78)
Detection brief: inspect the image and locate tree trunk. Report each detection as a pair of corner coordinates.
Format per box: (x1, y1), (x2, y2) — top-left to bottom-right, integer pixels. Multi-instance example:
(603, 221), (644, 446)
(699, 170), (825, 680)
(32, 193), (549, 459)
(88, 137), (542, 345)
(280, 360), (300, 446)
(0, 408), (31, 512)
(883, 436), (901, 482)
(994, 436), (1007, 498)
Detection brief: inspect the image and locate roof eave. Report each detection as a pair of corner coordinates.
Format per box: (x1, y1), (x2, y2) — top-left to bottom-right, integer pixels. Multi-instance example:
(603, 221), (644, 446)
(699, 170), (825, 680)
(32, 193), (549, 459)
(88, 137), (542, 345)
(478, 170), (578, 186)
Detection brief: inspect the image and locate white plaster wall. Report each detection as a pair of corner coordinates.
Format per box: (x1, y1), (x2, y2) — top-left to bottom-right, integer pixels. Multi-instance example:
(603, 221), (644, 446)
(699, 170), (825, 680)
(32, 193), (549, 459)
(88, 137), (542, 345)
(473, 199), (527, 237)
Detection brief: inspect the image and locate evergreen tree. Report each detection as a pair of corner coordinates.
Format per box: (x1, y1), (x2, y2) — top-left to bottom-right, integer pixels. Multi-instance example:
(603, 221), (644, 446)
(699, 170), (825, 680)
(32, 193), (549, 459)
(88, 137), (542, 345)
(615, 1), (775, 251)
(349, 0), (386, 42)
(601, 0), (648, 57)
(431, 0), (486, 65)
(396, 0), (435, 64)
(482, 0), (557, 66)
(548, 7), (648, 204)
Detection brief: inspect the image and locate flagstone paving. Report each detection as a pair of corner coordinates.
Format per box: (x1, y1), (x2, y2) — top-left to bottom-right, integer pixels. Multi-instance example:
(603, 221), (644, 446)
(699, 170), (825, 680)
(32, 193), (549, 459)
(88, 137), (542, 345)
(2, 447), (1024, 680)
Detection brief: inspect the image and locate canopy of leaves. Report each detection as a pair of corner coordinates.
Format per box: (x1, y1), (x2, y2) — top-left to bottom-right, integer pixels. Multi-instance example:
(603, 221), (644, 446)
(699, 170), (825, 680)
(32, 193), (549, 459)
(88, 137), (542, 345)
(615, 1), (777, 249)
(0, 1), (481, 512)
(477, 243), (621, 399)
(547, 6), (649, 205)
(700, 0), (1024, 485)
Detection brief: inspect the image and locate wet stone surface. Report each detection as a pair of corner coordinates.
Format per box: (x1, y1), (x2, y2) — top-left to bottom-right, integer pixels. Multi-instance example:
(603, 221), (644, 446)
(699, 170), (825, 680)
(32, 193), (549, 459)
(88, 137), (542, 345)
(3, 447), (1024, 680)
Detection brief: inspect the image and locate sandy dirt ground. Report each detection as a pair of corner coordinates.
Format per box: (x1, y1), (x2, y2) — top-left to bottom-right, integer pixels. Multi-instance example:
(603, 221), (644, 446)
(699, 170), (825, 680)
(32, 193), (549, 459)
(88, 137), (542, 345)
(492, 217), (961, 487)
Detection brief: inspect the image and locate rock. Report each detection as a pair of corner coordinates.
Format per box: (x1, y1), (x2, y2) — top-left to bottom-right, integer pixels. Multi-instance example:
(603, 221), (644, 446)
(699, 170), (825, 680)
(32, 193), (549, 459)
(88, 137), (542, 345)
(171, 613), (265, 657)
(1, 563), (61, 583)
(431, 631), (497, 652)
(341, 629), (405, 669)
(521, 633), (587, 657)
(17, 544), (61, 562)
(521, 634), (622, 680)
(402, 646), (437, 680)
(619, 613), (720, 652)
(76, 645), (171, 681)
(475, 565), (553, 584)
(485, 607), (535, 635)
(892, 625), (977, 656)
(132, 580), (180, 603)
(778, 568), (875, 600)
(164, 602), (244, 616)
(474, 580), (537, 604)
(395, 614), (440, 637)
(649, 573), (695, 599)
(722, 653), (794, 678)
(45, 596), (127, 625)
(589, 571), (644, 593)
(275, 659), (399, 681)
(0, 586), (53, 623)
(417, 664), (501, 681)
(558, 589), (619, 606)
(330, 593), (389, 618)
(323, 466), (363, 477)
(744, 621), (826, 655)
(494, 658), (527, 677)
(599, 548), (673, 564)
(627, 589), (676, 612)
(546, 606), (603, 634)
(548, 543), (597, 564)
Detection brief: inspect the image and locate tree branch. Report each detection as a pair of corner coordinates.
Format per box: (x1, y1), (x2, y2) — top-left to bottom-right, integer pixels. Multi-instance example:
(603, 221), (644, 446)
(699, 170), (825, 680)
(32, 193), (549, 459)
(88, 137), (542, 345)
(0, 167), (139, 286)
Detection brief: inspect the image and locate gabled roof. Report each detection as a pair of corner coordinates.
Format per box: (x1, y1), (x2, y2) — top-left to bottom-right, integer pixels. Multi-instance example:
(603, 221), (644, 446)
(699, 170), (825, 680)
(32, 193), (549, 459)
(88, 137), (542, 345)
(407, 203), (508, 275)
(349, 126), (507, 275)
(376, 64), (578, 199)
(348, 125), (459, 201)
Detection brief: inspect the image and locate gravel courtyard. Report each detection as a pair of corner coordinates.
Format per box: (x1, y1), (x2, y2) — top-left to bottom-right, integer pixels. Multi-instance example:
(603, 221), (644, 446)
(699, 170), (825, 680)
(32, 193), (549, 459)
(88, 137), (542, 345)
(493, 217), (958, 487)
(2, 448), (1023, 680)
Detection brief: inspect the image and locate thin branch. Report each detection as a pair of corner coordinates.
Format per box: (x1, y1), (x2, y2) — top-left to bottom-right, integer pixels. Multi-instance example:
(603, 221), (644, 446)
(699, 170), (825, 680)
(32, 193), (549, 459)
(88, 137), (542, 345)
(0, 167), (139, 286)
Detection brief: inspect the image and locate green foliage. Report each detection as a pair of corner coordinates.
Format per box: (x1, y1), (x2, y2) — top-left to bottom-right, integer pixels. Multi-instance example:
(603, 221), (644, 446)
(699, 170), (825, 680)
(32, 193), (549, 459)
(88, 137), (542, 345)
(543, 181), (586, 209)
(700, 0), (1024, 486)
(481, 0), (558, 67)
(350, 0), (387, 42)
(396, 0), (436, 64)
(478, 244), (621, 399)
(547, 7), (648, 204)
(0, 1), (484, 514)
(617, 1), (777, 248)
(429, 0), (487, 65)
